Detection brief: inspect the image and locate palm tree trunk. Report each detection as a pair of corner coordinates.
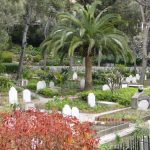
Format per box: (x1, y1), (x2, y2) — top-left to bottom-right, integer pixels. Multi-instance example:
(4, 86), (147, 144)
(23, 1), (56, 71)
(16, 1), (33, 80)
(85, 55), (92, 90)
(69, 56), (74, 70)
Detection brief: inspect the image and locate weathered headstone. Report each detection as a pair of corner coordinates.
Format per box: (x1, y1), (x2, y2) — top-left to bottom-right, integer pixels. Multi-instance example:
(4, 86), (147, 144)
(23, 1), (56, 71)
(131, 92), (150, 110)
(138, 100), (149, 110)
(73, 72), (78, 80)
(80, 79), (85, 90)
(136, 74), (140, 80)
(23, 89), (31, 103)
(72, 107), (80, 119)
(49, 81), (54, 88)
(102, 84), (110, 91)
(37, 81), (46, 91)
(21, 79), (28, 87)
(87, 93), (96, 107)
(62, 105), (72, 116)
(9, 87), (18, 104)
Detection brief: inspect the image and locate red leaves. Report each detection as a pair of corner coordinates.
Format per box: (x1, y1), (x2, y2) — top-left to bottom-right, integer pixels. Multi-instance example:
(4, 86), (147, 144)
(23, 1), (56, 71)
(0, 110), (99, 150)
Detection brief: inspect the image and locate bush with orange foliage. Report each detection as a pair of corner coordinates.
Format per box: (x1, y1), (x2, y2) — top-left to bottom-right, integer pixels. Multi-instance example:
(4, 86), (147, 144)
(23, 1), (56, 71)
(0, 110), (99, 150)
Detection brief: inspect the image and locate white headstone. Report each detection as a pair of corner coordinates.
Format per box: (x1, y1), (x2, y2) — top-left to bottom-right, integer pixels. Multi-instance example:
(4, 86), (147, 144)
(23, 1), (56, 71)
(122, 83), (128, 88)
(102, 84), (110, 91)
(129, 75), (133, 81)
(80, 79), (85, 90)
(71, 107), (80, 119)
(136, 74), (140, 80)
(62, 105), (72, 116)
(145, 75), (147, 80)
(23, 89), (31, 103)
(126, 77), (130, 83)
(73, 72), (78, 80)
(138, 100), (149, 110)
(88, 93), (96, 107)
(9, 87), (18, 104)
(37, 81), (46, 91)
(132, 77), (137, 84)
(49, 81), (54, 88)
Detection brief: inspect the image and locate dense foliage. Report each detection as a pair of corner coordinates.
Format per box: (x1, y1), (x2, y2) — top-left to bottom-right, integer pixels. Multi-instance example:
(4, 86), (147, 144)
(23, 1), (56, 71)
(0, 110), (99, 149)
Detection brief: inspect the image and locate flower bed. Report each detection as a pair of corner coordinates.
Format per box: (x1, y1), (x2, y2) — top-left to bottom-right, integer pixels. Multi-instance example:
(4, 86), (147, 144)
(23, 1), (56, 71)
(0, 110), (99, 149)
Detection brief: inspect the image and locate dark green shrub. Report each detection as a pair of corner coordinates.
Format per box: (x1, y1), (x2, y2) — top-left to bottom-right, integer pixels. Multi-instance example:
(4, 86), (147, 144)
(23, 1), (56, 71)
(33, 54), (41, 62)
(0, 76), (12, 91)
(1, 51), (13, 63)
(79, 88), (137, 106)
(22, 67), (34, 79)
(0, 63), (6, 73)
(26, 80), (37, 91)
(38, 88), (59, 98)
(3, 63), (18, 73)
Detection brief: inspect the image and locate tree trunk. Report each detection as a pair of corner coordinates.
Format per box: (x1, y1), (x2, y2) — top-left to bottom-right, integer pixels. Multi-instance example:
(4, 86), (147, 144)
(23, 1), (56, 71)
(140, 26), (149, 84)
(69, 56), (74, 71)
(43, 16), (53, 70)
(84, 55), (92, 90)
(16, 1), (33, 80)
(43, 50), (47, 70)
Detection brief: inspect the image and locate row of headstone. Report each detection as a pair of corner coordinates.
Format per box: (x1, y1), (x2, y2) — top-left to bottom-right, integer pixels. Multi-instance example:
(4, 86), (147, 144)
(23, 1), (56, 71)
(9, 87), (31, 104)
(126, 75), (137, 84)
(36, 81), (55, 91)
(126, 74), (147, 84)
(62, 105), (80, 119)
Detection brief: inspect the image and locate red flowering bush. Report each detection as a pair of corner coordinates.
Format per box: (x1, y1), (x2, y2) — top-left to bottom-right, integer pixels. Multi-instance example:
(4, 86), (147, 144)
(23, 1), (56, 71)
(0, 110), (99, 150)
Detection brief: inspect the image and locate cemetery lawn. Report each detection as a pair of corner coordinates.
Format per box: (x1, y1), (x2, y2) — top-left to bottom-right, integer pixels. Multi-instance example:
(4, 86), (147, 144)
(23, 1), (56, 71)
(45, 98), (124, 113)
(100, 109), (150, 122)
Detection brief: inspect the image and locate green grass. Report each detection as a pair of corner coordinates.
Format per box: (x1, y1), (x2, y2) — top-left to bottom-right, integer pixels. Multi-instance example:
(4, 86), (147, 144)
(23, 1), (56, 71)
(46, 98), (123, 113)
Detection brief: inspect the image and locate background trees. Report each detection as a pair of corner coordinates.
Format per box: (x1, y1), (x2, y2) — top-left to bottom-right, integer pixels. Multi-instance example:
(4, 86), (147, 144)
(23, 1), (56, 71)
(42, 1), (131, 90)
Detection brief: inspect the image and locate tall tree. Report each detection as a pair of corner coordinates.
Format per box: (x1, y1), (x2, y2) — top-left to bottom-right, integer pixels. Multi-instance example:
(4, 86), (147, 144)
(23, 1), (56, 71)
(42, 1), (131, 90)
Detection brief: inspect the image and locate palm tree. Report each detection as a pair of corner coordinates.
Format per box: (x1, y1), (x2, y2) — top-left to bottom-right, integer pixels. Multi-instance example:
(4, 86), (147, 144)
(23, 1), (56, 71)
(42, 1), (131, 90)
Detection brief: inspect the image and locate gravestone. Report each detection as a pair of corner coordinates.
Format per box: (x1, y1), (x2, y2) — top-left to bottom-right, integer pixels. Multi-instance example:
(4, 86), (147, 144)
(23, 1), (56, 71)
(37, 81), (46, 91)
(131, 92), (150, 110)
(131, 77), (137, 84)
(62, 105), (72, 116)
(87, 93), (96, 107)
(72, 107), (80, 119)
(9, 87), (18, 104)
(102, 84), (110, 91)
(73, 72), (78, 80)
(129, 75), (133, 82)
(126, 77), (130, 83)
(80, 79), (85, 90)
(21, 79), (28, 87)
(145, 75), (147, 80)
(138, 100), (149, 110)
(122, 83), (128, 88)
(136, 74), (140, 80)
(23, 89), (31, 103)
(25, 102), (35, 110)
(49, 81), (54, 88)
